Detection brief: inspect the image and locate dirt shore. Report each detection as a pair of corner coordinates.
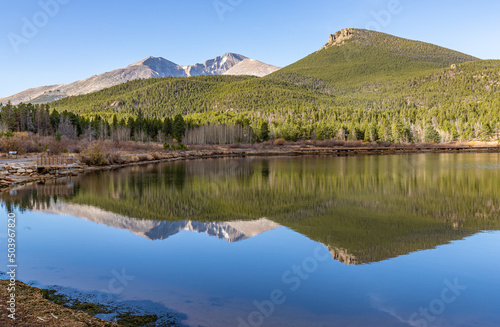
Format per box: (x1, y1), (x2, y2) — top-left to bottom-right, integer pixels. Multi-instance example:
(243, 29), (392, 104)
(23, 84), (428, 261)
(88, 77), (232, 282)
(0, 280), (116, 327)
(1, 143), (499, 193)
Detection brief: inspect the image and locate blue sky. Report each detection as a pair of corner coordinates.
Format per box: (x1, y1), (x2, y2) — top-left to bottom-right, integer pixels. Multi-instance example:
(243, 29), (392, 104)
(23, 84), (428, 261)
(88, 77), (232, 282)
(1, 0), (499, 98)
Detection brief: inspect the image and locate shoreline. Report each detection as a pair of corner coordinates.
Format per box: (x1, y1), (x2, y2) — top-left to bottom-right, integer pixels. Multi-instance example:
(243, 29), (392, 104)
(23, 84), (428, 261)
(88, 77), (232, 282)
(0, 279), (116, 326)
(1, 143), (499, 193)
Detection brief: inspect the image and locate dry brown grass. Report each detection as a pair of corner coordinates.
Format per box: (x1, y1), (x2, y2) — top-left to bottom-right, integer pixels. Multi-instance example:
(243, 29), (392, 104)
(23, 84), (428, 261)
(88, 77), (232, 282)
(389, 142), (417, 148)
(77, 140), (170, 166)
(273, 138), (286, 146)
(286, 140), (315, 148)
(376, 141), (392, 147)
(313, 139), (345, 147)
(114, 140), (163, 153)
(228, 143), (247, 149)
(341, 140), (366, 147)
(1, 132), (495, 162)
(189, 144), (218, 151)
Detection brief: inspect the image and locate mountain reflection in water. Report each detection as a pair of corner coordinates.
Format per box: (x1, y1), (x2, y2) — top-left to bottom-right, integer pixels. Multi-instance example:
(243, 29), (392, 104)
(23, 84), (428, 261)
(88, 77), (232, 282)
(2, 154), (499, 264)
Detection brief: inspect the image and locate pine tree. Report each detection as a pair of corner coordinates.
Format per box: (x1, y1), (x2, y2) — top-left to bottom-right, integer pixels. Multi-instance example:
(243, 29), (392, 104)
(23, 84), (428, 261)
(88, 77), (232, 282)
(49, 109), (60, 133)
(260, 121), (270, 141)
(173, 114), (186, 141)
(162, 117), (173, 137)
(112, 114), (118, 129)
(424, 125), (440, 143)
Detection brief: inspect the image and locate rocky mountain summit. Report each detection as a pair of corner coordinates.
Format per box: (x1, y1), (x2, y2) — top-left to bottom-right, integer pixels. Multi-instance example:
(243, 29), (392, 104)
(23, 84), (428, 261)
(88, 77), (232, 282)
(322, 28), (356, 49)
(0, 53), (278, 105)
(185, 53), (248, 76)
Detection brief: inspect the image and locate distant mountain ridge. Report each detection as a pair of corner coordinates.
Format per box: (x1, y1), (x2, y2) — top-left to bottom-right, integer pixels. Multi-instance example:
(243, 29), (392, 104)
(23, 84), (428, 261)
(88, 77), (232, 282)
(223, 59), (281, 77)
(184, 53), (248, 76)
(0, 53), (280, 105)
(38, 202), (281, 242)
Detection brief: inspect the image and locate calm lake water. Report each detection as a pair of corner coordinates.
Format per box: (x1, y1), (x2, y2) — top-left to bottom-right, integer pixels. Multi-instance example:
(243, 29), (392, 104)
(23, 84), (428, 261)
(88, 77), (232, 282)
(1, 153), (500, 327)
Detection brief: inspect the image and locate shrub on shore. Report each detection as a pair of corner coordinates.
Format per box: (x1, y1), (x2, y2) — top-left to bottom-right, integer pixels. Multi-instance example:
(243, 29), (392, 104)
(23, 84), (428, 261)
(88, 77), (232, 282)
(82, 143), (106, 166)
(274, 138), (286, 146)
(0, 132), (39, 154)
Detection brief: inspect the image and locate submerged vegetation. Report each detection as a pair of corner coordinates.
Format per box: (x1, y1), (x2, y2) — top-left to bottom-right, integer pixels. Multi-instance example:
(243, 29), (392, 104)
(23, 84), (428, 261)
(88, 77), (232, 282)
(41, 288), (174, 326)
(41, 289), (107, 316)
(116, 313), (159, 327)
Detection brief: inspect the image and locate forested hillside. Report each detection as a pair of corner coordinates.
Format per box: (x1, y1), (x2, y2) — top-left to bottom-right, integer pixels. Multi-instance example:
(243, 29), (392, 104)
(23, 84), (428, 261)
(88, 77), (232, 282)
(273, 28), (478, 87)
(2, 29), (500, 143)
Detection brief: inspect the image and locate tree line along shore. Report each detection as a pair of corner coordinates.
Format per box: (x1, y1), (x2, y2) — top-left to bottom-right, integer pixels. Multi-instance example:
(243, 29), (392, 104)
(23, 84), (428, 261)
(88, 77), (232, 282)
(0, 102), (499, 156)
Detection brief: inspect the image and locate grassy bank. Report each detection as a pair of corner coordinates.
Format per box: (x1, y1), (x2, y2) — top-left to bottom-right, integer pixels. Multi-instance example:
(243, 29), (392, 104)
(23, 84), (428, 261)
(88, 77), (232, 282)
(0, 279), (116, 327)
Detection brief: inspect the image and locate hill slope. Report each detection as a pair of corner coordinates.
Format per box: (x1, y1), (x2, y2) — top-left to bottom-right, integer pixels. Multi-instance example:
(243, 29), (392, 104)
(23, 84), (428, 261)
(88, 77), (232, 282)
(50, 75), (335, 119)
(37, 29), (500, 141)
(271, 28), (478, 88)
